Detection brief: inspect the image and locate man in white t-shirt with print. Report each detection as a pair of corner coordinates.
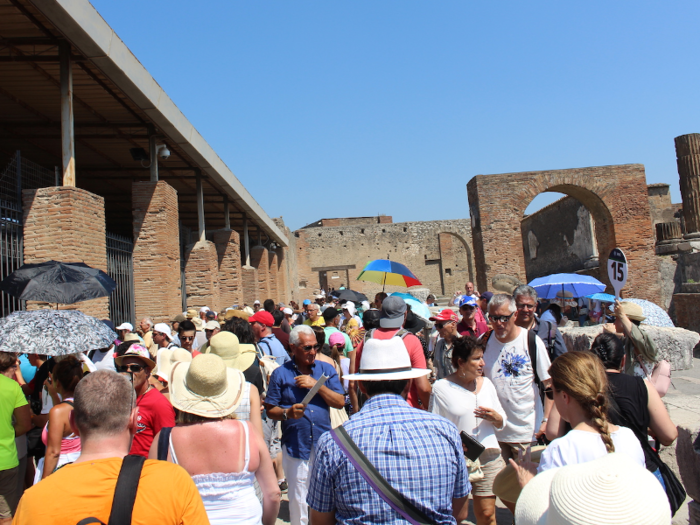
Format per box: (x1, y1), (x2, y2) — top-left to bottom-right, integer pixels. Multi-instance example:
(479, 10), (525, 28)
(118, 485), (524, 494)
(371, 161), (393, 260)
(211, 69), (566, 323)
(482, 294), (553, 513)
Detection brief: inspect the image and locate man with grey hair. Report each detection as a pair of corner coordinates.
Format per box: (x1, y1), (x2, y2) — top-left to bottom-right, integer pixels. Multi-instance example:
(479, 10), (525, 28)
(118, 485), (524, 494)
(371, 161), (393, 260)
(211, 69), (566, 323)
(138, 317), (155, 355)
(264, 324), (345, 525)
(513, 284), (567, 361)
(482, 293), (553, 515)
(12, 371), (208, 524)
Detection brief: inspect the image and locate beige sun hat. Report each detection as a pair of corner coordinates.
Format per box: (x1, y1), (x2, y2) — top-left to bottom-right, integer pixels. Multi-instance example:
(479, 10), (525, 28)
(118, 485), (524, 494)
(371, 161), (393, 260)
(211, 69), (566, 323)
(515, 453), (670, 525)
(154, 347), (192, 382)
(207, 331), (257, 371)
(169, 353), (245, 418)
(492, 445), (546, 504)
(610, 301), (646, 322)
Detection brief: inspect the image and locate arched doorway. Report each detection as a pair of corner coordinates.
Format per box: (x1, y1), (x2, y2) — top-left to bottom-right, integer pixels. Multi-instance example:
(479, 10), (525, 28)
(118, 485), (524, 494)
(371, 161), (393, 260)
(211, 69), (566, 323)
(467, 164), (659, 302)
(437, 231), (475, 295)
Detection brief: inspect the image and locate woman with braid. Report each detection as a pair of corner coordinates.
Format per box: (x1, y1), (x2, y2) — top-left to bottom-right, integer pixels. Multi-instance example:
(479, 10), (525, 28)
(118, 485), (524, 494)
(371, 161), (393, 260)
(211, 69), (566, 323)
(510, 351), (644, 485)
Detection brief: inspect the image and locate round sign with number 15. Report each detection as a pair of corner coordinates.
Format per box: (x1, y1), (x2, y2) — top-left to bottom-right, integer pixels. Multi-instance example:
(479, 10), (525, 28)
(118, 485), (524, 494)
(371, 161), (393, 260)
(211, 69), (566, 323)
(607, 248), (628, 299)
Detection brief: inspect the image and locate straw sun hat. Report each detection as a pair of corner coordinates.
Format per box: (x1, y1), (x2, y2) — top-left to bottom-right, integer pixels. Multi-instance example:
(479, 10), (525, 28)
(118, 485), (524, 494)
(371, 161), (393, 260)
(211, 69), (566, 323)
(154, 347), (192, 383)
(169, 353), (245, 418)
(515, 453), (670, 525)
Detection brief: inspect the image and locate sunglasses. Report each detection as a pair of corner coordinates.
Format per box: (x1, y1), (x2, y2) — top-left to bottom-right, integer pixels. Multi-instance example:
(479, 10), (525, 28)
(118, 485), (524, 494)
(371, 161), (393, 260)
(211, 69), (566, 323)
(544, 388), (554, 400)
(180, 336), (195, 341)
(490, 313), (514, 324)
(516, 303), (536, 311)
(117, 364), (145, 374)
(299, 344), (320, 352)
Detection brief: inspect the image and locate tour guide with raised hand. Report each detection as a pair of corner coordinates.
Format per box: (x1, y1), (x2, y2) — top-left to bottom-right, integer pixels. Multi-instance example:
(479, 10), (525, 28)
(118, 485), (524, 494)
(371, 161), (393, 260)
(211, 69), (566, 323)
(308, 337), (470, 525)
(12, 370), (208, 525)
(264, 325), (345, 525)
(607, 299), (657, 376)
(481, 294), (552, 514)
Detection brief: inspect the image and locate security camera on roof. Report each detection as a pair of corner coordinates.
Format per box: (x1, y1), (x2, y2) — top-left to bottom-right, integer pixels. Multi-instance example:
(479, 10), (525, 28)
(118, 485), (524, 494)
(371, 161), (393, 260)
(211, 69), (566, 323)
(156, 144), (170, 160)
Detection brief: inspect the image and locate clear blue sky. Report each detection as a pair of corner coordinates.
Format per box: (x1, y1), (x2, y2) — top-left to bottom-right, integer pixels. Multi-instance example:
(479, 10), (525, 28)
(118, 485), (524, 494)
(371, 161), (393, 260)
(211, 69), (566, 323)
(91, 1), (699, 230)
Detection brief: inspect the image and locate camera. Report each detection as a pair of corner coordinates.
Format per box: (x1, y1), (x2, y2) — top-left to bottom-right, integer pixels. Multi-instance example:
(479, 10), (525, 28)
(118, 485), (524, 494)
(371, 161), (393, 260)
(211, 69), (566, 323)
(156, 144), (170, 160)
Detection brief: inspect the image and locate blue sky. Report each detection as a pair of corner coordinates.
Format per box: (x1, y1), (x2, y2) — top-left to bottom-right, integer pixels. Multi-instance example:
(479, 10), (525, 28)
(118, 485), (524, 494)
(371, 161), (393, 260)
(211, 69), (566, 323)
(90, 1), (699, 230)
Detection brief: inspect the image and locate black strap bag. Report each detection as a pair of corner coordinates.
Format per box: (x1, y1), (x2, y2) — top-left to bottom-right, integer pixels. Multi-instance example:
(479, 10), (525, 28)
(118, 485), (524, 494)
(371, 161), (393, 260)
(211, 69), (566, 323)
(76, 455), (146, 525)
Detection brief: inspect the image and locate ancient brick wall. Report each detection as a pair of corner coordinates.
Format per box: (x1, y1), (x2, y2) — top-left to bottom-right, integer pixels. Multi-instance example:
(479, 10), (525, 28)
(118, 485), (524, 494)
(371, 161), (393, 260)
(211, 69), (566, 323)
(212, 229), (242, 308)
(250, 246), (270, 302)
(521, 196), (598, 281)
(467, 164), (660, 303)
(241, 267), (257, 306)
(294, 219), (473, 298)
(302, 216), (393, 229)
(22, 186), (109, 319)
(268, 250), (279, 301)
(132, 181), (182, 323)
(184, 240), (220, 310)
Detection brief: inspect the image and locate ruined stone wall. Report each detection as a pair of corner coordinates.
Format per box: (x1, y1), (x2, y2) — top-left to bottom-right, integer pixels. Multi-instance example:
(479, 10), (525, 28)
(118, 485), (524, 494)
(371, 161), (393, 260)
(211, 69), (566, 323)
(647, 183), (682, 230)
(521, 196), (598, 281)
(294, 219), (473, 298)
(302, 216), (393, 229)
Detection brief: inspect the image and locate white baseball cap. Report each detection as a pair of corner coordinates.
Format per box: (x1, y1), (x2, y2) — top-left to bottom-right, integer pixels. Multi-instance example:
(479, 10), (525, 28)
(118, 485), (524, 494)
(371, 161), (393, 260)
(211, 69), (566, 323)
(116, 322), (133, 331)
(199, 306), (210, 313)
(153, 323), (173, 341)
(283, 307), (293, 315)
(253, 300), (260, 305)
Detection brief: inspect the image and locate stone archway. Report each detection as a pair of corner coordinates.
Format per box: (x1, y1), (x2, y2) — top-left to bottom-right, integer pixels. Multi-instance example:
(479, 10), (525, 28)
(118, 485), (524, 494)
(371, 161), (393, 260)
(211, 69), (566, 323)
(467, 164), (659, 302)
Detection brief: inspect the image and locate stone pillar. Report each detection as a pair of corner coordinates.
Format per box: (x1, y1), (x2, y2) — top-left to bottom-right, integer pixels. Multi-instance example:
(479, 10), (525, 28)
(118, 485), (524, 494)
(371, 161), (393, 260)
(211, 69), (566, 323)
(184, 240), (220, 310)
(276, 248), (288, 303)
(132, 181), (181, 323)
(212, 229), (242, 308)
(268, 250), (279, 301)
(675, 134), (700, 239)
(22, 187), (108, 318)
(250, 245), (270, 301)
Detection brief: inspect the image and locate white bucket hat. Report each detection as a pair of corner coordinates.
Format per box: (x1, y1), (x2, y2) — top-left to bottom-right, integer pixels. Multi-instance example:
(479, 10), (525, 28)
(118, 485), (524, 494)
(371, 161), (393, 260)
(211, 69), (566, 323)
(169, 354), (245, 418)
(344, 338), (430, 381)
(515, 453), (670, 525)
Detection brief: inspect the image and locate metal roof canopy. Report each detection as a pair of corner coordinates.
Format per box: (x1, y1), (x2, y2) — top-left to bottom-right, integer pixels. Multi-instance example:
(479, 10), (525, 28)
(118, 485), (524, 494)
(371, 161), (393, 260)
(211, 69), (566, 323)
(0, 0), (288, 246)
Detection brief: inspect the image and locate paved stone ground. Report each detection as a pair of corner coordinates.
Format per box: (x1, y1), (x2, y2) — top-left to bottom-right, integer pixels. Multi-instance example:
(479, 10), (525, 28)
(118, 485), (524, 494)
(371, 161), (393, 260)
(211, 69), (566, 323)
(275, 358), (700, 525)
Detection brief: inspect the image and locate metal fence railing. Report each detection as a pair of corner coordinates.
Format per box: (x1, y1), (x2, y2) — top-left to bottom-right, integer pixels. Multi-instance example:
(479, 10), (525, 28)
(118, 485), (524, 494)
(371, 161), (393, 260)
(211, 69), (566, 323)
(0, 199), (24, 317)
(106, 232), (135, 327)
(0, 151), (57, 204)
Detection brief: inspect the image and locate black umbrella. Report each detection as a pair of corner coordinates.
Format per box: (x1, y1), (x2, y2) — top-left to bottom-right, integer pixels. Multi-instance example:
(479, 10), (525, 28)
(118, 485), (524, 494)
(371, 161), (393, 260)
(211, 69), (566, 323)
(0, 261), (117, 305)
(331, 289), (368, 303)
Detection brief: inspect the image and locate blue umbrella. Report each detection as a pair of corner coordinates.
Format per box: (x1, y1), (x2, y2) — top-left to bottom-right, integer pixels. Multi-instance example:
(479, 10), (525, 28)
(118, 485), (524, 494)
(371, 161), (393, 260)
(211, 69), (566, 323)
(389, 292), (432, 321)
(586, 292), (616, 303)
(528, 273), (606, 299)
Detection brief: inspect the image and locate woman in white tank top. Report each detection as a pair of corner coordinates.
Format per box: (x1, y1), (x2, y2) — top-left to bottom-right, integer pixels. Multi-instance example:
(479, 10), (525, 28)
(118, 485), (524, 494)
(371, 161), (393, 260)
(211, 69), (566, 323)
(149, 354), (280, 525)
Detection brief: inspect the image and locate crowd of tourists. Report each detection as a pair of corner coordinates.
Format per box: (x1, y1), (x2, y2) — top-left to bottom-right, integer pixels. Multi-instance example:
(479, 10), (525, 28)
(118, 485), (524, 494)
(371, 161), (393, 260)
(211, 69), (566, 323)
(0, 281), (682, 524)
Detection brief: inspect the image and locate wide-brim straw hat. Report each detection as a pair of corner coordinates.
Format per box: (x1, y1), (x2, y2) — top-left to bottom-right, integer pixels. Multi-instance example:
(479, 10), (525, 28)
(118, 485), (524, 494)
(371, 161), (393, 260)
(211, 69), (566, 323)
(344, 337), (430, 381)
(114, 344), (155, 370)
(169, 353), (245, 418)
(207, 331), (257, 371)
(154, 347), (192, 382)
(515, 453), (670, 525)
(225, 309), (250, 321)
(609, 301), (646, 322)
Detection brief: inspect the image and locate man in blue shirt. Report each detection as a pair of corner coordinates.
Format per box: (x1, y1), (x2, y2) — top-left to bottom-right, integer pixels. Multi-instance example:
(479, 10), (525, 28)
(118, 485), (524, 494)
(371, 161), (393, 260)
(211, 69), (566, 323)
(249, 310), (290, 366)
(264, 325), (345, 525)
(307, 337), (470, 525)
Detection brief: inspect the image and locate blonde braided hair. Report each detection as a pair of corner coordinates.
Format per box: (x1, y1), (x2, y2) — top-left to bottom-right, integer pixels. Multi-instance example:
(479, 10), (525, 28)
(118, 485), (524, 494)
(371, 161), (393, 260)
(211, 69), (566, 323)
(550, 351), (615, 453)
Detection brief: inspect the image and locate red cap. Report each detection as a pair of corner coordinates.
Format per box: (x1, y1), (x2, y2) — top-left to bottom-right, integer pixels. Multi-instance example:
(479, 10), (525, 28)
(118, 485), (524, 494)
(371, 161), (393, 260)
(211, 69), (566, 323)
(429, 309), (459, 323)
(248, 310), (274, 327)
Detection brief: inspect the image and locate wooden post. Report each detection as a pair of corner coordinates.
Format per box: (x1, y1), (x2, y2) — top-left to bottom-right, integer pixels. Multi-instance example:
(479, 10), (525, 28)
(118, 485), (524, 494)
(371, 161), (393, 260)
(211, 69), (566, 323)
(59, 41), (75, 186)
(223, 195), (230, 230)
(243, 212), (251, 267)
(196, 170), (205, 242)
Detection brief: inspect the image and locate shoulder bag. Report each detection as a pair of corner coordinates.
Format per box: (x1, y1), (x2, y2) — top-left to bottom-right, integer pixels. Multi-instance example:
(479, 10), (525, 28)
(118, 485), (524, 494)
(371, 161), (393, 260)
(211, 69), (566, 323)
(331, 425), (437, 525)
(76, 454), (146, 525)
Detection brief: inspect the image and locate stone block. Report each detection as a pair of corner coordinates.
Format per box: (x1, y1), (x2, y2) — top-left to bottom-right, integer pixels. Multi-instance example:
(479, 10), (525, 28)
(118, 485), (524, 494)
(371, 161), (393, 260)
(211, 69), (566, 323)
(674, 293), (700, 334)
(677, 426), (700, 502)
(212, 229), (242, 308)
(184, 240), (220, 310)
(560, 325), (697, 371)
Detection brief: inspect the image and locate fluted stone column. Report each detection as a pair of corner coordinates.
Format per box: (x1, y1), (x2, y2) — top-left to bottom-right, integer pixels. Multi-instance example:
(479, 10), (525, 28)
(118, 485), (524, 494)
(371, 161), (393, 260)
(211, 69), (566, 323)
(675, 134), (700, 238)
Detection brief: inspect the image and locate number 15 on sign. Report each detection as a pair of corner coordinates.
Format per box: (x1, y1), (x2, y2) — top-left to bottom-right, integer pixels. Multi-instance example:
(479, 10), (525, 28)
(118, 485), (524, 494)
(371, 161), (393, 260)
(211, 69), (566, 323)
(607, 248), (628, 299)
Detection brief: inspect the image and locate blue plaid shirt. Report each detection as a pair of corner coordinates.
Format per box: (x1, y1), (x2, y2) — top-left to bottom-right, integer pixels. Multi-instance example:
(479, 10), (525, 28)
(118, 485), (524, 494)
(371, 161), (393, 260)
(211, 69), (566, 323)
(307, 394), (470, 524)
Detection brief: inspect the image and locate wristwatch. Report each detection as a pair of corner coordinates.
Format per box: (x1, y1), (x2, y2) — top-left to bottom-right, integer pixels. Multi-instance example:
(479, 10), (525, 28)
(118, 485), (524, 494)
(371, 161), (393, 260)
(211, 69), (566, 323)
(542, 418), (549, 423)
(282, 407), (288, 420)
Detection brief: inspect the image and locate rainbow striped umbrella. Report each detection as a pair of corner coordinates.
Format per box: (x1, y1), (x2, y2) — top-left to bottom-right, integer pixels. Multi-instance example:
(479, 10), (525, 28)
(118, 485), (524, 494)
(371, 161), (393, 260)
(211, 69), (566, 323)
(357, 259), (422, 292)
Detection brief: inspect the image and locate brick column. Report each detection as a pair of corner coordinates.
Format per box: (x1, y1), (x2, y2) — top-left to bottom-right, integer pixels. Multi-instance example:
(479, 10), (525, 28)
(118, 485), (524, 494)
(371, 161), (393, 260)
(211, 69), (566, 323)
(675, 134), (700, 238)
(241, 267), (258, 306)
(184, 240), (220, 310)
(132, 181), (181, 323)
(212, 229), (242, 308)
(268, 250), (279, 301)
(276, 248), (288, 302)
(250, 245), (270, 301)
(22, 187), (108, 318)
